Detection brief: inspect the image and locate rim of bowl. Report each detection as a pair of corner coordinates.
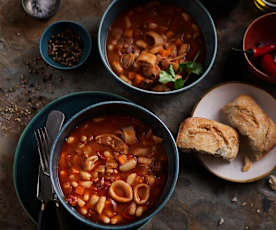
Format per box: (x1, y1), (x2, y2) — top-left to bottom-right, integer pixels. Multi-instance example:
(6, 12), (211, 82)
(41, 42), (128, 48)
(13, 91), (130, 224)
(21, 0), (62, 19)
(40, 20), (92, 70)
(50, 101), (179, 229)
(243, 12), (276, 80)
(97, 0), (217, 95)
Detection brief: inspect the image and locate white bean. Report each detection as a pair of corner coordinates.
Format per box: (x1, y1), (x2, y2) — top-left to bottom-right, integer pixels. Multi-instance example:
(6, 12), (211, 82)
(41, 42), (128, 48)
(103, 150), (112, 158)
(127, 173), (136, 185)
(96, 196), (106, 214)
(89, 194), (99, 207)
(111, 215), (122, 224)
(66, 136), (75, 144)
(149, 22), (158, 29)
(119, 159), (137, 172)
(80, 181), (92, 188)
(100, 215), (110, 224)
(112, 61), (123, 73)
(69, 174), (76, 180)
(83, 192), (90, 201)
(138, 157), (152, 165)
(80, 171), (91, 180)
(77, 198), (86, 207)
(129, 202), (136, 215)
(146, 175), (155, 186)
(96, 165), (106, 174)
(107, 44), (114, 51)
(80, 207), (88, 215)
(81, 136), (87, 142)
(71, 181), (78, 187)
(136, 206), (143, 217)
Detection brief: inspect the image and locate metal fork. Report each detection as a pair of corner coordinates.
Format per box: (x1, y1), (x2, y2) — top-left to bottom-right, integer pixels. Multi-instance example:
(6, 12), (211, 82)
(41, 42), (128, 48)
(35, 127), (51, 176)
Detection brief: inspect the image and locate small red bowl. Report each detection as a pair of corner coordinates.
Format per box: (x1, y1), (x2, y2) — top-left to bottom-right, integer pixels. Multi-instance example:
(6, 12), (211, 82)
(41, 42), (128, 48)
(243, 12), (276, 84)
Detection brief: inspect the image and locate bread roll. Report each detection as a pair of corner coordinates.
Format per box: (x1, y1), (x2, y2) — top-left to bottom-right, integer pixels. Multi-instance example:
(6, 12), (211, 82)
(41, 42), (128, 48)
(221, 95), (276, 160)
(176, 117), (239, 161)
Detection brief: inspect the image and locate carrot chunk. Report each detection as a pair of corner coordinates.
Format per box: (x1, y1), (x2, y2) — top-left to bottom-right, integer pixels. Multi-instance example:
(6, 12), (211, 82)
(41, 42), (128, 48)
(75, 186), (85, 195)
(118, 154), (127, 165)
(175, 38), (182, 46)
(159, 49), (170, 57)
(134, 74), (145, 85)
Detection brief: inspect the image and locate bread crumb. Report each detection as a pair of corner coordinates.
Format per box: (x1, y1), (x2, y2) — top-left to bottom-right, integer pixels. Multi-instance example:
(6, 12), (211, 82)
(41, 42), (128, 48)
(218, 217), (224, 226)
(256, 209), (260, 214)
(242, 202), (247, 206)
(245, 226), (249, 230)
(242, 156), (252, 172)
(268, 175), (276, 191)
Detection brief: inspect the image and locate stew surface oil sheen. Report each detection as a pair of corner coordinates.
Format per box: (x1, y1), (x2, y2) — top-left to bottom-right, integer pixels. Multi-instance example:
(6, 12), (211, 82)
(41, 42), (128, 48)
(106, 1), (205, 92)
(58, 115), (167, 225)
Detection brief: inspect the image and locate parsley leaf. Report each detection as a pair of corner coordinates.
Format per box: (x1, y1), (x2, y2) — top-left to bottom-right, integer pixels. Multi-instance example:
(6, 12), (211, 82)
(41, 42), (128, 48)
(158, 50), (203, 90)
(179, 51), (203, 75)
(174, 78), (185, 89)
(159, 64), (184, 90)
(168, 64), (176, 78)
(182, 62), (203, 75)
(159, 70), (175, 84)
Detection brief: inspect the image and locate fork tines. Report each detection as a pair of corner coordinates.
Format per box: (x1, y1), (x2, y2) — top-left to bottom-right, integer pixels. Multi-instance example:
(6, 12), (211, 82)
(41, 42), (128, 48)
(35, 127), (51, 175)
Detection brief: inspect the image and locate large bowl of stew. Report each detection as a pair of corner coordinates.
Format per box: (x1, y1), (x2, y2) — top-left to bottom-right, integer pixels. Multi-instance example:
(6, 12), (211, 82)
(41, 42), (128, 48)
(98, 0), (217, 95)
(50, 101), (179, 229)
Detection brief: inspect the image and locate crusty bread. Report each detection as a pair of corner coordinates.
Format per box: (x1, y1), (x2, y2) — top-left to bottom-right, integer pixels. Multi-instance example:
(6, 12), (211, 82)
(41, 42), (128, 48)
(221, 95), (276, 160)
(176, 117), (239, 161)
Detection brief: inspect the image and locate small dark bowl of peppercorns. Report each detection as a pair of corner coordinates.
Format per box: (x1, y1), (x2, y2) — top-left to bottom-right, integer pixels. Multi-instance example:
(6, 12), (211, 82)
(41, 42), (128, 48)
(40, 20), (92, 70)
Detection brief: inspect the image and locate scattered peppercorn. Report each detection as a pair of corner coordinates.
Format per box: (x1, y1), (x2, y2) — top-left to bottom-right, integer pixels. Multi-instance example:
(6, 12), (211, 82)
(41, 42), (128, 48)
(48, 28), (83, 67)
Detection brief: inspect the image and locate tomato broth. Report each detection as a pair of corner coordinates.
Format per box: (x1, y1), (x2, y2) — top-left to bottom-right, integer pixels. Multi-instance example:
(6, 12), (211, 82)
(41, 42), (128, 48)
(58, 115), (167, 225)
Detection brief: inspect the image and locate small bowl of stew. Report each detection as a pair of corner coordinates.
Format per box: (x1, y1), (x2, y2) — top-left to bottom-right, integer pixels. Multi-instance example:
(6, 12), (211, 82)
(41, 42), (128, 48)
(50, 101), (179, 229)
(98, 0), (217, 95)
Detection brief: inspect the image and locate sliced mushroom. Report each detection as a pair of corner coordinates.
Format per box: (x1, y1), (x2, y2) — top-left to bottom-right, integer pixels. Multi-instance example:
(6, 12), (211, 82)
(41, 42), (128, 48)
(122, 126), (137, 145)
(134, 183), (150, 205)
(95, 134), (127, 154)
(146, 31), (164, 46)
(109, 180), (133, 203)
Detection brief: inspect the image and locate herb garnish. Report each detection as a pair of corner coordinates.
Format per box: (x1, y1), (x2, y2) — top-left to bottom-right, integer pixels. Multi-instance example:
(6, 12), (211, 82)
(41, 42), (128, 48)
(159, 64), (184, 90)
(159, 51), (203, 89)
(179, 51), (203, 75)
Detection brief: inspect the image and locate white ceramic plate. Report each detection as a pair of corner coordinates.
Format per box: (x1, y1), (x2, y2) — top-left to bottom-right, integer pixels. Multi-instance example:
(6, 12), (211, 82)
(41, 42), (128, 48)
(192, 82), (276, 183)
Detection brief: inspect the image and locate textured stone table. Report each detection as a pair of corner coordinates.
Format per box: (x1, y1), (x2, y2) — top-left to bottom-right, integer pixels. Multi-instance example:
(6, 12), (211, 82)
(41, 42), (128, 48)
(0, 0), (275, 229)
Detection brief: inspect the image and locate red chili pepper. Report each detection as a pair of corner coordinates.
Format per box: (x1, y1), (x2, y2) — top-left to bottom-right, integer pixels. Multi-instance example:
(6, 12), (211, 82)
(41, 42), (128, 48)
(233, 44), (276, 58)
(261, 54), (276, 77)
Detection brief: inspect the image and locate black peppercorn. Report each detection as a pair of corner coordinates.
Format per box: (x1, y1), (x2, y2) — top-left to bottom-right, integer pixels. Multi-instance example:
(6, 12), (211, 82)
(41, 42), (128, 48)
(48, 28), (83, 67)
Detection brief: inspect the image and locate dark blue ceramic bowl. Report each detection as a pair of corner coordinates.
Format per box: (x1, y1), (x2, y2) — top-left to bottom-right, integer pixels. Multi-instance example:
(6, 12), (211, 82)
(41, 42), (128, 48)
(98, 0), (217, 95)
(40, 20), (92, 70)
(50, 101), (179, 229)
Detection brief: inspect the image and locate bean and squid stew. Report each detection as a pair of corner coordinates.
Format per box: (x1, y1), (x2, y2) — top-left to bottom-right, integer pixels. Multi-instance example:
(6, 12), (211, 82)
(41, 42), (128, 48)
(106, 1), (205, 92)
(58, 115), (167, 225)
